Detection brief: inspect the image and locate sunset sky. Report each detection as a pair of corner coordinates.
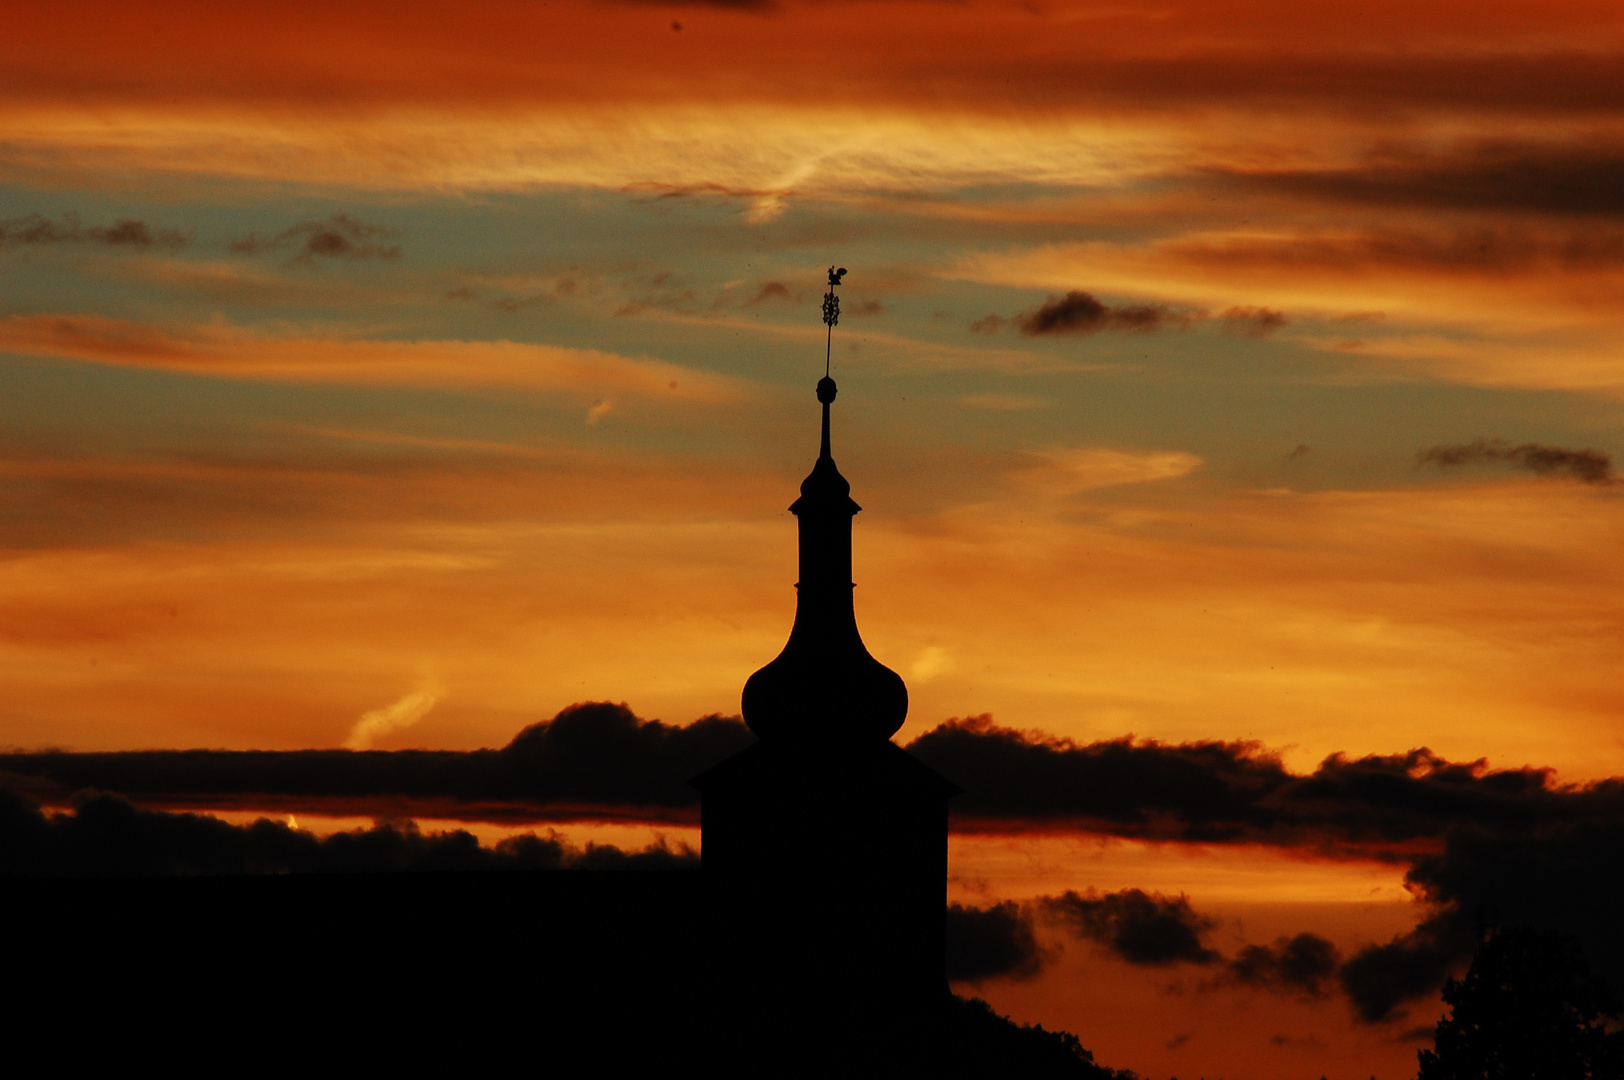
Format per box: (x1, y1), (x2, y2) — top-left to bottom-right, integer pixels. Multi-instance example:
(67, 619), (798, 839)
(5, 1), (1624, 1075)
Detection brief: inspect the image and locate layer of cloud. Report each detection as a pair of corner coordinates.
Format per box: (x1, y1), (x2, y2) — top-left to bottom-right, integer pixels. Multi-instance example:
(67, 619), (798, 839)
(1224, 144), (1624, 219)
(0, 785), (695, 876)
(230, 213), (401, 261)
(0, 213), (184, 248)
(1417, 439), (1614, 485)
(11, 705), (1624, 855)
(909, 716), (1614, 851)
(0, 314), (742, 398)
(1016, 448), (1203, 496)
(0, 702), (755, 819)
(1218, 306), (1287, 338)
(11, 1), (1624, 118)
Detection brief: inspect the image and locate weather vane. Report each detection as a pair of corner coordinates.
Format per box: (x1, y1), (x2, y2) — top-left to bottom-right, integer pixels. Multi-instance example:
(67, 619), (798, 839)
(822, 265), (846, 378)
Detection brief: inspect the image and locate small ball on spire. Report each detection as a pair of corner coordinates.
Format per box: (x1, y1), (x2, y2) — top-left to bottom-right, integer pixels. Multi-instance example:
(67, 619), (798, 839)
(817, 376), (837, 403)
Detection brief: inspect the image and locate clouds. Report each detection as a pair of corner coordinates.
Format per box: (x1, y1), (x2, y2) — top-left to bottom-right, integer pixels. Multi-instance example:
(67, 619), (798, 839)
(12, 704), (1624, 859)
(1042, 888), (1219, 966)
(0, 702), (755, 819)
(344, 681), (442, 750)
(1017, 291), (1186, 336)
(1417, 439), (1615, 485)
(0, 314), (743, 398)
(230, 213), (401, 261)
(1219, 306), (1287, 338)
(1339, 912), (1470, 1024)
(1224, 934), (1343, 998)
(953, 890), (1344, 1008)
(1016, 448), (1203, 496)
(972, 293), (1284, 340)
(908, 715), (1624, 853)
(0, 785), (695, 876)
(946, 900), (1049, 983)
(1225, 143), (1624, 220)
(0, 213), (185, 248)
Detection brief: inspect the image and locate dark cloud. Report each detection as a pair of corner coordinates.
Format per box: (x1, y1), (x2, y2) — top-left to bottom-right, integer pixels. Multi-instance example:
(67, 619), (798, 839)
(949, 51), (1624, 116)
(1338, 818), (1624, 1023)
(1340, 912), (1473, 1023)
(1417, 439), (1614, 485)
(911, 717), (1624, 1025)
(749, 281), (793, 303)
(945, 900), (1049, 983)
(1219, 306), (1287, 337)
(848, 299), (884, 316)
(1381, 821), (1624, 1020)
(1017, 291), (1189, 336)
(231, 213), (402, 261)
(1223, 143), (1624, 219)
(0, 785), (694, 876)
(1042, 888), (1219, 966)
(14, 708), (1622, 859)
(1223, 933), (1342, 998)
(0, 702), (754, 821)
(1163, 225), (1624, 276)
(0, 213), (185, 249)
(968, 314), (1006, 334)
(908, 715), (1622, 852)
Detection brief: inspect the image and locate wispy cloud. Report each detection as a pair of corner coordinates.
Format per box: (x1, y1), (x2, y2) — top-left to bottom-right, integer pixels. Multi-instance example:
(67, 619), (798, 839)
(343, 681), (441, 750)
(1417, 439), (1614, 485)
(230, 213), (401, 261)
(0, 314), (743, 399)
(0, 213), (185, 249)
(1016, 447), (1203, 496)
(1219, 306), (1287, 338)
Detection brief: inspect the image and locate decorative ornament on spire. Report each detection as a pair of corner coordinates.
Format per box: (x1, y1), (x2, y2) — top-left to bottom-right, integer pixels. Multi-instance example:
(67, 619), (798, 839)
(822, 266), (845, 378)
(741, 267), (909, 746)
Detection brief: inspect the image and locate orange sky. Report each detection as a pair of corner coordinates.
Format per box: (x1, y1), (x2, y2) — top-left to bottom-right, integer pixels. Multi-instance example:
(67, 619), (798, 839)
(5, 2), (1624, 1075)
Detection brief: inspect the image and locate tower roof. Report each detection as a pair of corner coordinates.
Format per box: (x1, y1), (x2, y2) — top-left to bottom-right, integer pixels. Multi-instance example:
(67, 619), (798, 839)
(740, 271), (908, 746)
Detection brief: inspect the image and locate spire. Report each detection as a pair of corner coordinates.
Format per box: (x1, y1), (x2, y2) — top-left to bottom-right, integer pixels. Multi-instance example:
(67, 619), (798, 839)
(741, 268), (909, 746)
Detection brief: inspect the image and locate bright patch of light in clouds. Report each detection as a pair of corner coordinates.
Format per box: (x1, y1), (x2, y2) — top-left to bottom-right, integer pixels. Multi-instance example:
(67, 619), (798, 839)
(343, 681), (442, 750)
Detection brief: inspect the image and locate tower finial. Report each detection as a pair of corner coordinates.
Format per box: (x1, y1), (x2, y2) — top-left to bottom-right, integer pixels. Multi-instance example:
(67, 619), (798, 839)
(822, 266), (846, 379)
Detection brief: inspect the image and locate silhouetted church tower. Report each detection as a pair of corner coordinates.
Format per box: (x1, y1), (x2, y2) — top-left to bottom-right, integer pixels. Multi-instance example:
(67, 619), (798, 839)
(693, 268), (959, 1063)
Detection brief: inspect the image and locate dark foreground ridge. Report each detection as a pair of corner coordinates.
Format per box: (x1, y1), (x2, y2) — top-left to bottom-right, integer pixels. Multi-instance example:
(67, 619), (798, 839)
(2, 869), (1131, 1077)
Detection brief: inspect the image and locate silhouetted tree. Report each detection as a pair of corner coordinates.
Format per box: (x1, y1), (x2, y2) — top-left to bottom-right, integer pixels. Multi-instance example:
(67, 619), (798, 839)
(950, 995), (1138, 1079)
(1418, 925), (1624, 1080)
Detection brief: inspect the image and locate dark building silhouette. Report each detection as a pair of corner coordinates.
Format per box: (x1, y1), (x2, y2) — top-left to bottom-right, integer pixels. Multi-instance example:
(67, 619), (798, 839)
(3, 273), (1129, 1077)
(694, 371), (960, 1067)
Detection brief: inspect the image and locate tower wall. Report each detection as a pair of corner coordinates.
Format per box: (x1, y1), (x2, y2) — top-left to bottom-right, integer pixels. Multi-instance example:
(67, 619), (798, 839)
(698, 740), (951, 999)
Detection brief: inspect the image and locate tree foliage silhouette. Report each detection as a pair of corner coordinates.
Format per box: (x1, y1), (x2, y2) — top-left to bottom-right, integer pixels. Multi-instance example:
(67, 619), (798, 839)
(1418, 925), (1624, 1080)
